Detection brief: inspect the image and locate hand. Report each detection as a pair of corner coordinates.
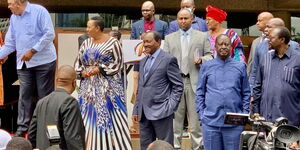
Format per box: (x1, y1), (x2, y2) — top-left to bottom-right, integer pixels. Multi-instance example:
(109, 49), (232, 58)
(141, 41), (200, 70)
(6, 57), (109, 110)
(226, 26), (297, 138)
(132, 115), (138, 124)
(81, 66), (100, 78)
(290, 142), (298, 150)
(81, 70), (91, 78)
(251, 113), (261, 120)
(0, 56), (8, 64)
(88, 66), (100, 76)
(21, 49), (35, 61)
(194, 57), (202, 65)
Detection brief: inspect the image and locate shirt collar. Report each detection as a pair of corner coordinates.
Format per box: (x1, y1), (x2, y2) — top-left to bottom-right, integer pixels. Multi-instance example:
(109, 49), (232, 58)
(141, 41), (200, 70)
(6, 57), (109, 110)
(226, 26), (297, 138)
(216, 56), (232, 63)
(22, 2), (31, 15)
(179, 27), (192, 36)
(192, 15), (197, 23)
(144, 18), (155, 24)
(150, 48), (161, 59)
(272, 45), (292, 59)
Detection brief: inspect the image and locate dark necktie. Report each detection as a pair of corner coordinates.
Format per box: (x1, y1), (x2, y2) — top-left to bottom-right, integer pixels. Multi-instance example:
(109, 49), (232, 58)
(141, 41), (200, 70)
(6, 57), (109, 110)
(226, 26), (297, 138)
(144, 56), (153, 79)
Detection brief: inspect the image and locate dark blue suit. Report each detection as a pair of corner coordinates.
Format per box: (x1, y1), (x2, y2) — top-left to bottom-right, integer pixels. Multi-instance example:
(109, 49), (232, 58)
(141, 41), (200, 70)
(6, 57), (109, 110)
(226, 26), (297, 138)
(130, 19), (168, 40)
(133, 49), (183, 150)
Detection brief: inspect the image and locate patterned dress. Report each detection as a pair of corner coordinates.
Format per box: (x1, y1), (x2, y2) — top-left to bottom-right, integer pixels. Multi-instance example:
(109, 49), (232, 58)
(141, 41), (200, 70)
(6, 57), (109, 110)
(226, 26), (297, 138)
(75, 37), (132, 150)
(208, 29), (246, 63)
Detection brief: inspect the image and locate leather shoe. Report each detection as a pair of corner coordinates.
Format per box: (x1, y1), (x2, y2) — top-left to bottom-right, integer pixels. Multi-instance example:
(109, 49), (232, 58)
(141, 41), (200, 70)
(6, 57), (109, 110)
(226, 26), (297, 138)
(13, 130), (26, 137)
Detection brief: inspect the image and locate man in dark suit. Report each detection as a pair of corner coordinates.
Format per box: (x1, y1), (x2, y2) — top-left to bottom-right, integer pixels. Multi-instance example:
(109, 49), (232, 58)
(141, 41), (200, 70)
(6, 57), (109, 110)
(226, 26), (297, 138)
(132, 31), (183, 150)
(130, 1), (168, 40)
(28, 65), (85, 150)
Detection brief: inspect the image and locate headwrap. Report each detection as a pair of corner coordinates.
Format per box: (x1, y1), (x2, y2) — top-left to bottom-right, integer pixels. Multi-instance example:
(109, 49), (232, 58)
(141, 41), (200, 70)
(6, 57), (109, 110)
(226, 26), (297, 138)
(206, 5), (227, 23)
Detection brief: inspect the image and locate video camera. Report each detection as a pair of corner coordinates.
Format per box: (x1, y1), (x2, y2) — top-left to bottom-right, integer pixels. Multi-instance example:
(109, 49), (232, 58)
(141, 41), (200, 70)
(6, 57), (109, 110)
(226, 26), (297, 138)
(224, 113), (300, 150)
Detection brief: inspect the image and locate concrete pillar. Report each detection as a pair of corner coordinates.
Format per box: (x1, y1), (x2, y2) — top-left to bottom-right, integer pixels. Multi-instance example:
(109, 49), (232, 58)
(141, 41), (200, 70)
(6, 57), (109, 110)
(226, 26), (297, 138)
(271, 11), (291, 30)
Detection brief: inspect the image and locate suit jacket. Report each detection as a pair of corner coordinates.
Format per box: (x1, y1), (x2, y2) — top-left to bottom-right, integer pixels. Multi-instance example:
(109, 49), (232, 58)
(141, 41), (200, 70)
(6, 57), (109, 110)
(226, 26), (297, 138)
(130, 19), (168, 39)
(28, 88), (85, 150)
(164, 29), (212, 93)
(133, 50), (183, 121)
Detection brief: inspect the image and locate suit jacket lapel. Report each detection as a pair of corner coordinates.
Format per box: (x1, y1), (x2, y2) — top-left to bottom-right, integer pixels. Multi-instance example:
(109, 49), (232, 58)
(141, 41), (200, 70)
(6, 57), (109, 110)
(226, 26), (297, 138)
(154, 19), (159, 31)
(174, 32), (182, 58)
(140, 58), (147, 84)
(137, 20), (145, 38)
(188, 30), (196, 55)
(143, 50), (164, 85)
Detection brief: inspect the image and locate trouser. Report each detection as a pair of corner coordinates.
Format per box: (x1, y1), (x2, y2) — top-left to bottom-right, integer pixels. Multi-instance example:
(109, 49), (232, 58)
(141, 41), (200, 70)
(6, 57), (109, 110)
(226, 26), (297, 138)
(202, 123), (243, 150)
(139, 111), (174, 150)
(174, 77), (202, 150)
(17, 61), (56, 131)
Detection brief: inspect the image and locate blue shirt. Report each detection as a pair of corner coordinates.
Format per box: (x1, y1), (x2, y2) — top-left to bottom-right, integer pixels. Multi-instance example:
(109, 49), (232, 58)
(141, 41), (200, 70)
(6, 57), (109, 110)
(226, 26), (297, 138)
(168, 16), (208, 34)
(196, 57), (250, 127)
(249, 40), (299, 94)
(179, 28), (192, 43)
(143, 49), (161, 77)
(0, 2), (56, 69)
(252, 47), (300, 126)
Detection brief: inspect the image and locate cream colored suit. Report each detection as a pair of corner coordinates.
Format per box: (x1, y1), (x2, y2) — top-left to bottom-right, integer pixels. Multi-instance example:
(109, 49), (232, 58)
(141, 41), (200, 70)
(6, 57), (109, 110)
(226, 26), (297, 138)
(164, 29), (212, 150)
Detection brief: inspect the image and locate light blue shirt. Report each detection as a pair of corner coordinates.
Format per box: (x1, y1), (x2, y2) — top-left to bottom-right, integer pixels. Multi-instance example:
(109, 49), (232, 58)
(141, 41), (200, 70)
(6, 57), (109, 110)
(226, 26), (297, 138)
(144, 49), (161, 78)
(179, 28), (192, 43)
(0, 2), (56, 69)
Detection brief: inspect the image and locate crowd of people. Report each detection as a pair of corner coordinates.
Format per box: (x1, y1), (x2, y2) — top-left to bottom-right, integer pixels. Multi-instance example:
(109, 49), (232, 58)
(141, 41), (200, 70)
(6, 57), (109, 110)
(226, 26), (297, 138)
(0, 0), (299, 150)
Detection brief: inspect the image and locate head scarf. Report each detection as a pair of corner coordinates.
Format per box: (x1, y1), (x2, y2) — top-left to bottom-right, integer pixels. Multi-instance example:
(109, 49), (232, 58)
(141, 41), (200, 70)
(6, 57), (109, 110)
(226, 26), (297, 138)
(206, 5), (227, 23)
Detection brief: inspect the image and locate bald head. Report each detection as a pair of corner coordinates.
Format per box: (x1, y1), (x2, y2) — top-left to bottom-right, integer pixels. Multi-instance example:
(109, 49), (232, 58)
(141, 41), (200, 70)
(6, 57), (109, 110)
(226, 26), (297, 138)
(258, 12), (274, 19)
(177, 8), (193, 18)
(141, 1), (155, 20)
(180, 0), (195, 13)
(268, 18), (285, 27)
(265, 18), (285, 36)
(256, 12), (273, 31)
(142, 1), (155, 9)
(56, 65), (76, 87)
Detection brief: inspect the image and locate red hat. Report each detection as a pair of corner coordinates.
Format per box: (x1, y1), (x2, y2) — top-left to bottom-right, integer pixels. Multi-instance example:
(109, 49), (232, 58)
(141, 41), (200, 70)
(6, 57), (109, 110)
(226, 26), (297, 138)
(206, 5), (227, 23)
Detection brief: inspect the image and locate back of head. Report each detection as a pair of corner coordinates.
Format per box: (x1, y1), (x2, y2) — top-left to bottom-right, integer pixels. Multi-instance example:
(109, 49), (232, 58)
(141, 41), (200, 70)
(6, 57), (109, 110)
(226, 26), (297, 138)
(269, 18), (285, 27)
(6, 137), (32, 150)
(56, 65), (76, 86)
(274, 26), (291, 44)
(0, 129), (11, 150)
(109, 30), (122, 40)
(146, 140), (174, 150)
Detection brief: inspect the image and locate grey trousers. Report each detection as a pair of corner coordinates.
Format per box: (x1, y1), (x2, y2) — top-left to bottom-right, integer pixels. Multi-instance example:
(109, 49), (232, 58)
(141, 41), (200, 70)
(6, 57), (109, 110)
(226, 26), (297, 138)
(17, 61), (56, 132)
(139, 112), (174, 150)
(174, 77), (202, 150)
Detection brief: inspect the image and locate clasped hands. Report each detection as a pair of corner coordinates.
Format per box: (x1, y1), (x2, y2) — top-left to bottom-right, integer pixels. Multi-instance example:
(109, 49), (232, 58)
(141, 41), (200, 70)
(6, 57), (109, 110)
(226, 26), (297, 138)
(81, 66), (100, 78)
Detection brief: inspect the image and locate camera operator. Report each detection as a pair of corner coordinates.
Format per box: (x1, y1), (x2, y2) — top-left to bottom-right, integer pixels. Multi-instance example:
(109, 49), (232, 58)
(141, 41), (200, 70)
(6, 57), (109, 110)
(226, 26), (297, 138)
(252, 26), (300, 149)
(195, 34), (250, 150)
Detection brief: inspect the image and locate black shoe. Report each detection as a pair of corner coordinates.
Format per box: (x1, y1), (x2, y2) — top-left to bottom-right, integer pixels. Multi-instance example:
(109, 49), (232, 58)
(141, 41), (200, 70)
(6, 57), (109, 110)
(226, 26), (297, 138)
(13, 130), (26, 137)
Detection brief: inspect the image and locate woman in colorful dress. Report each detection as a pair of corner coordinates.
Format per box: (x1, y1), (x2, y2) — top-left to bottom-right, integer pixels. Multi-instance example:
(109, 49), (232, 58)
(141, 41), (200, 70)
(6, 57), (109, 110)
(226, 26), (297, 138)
(206, 5), (246, 62)
(75, 16), (132, 150)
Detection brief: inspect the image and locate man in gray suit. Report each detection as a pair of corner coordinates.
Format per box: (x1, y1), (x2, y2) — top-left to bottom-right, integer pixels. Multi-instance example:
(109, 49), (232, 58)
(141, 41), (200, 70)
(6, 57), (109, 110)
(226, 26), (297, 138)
(132, 31), (183, 150)
(164, 9), (212, 150)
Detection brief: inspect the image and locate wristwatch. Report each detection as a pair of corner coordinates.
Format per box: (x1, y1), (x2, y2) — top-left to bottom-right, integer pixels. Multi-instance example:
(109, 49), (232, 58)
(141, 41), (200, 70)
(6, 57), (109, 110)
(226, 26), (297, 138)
(31, 49), (37, 54)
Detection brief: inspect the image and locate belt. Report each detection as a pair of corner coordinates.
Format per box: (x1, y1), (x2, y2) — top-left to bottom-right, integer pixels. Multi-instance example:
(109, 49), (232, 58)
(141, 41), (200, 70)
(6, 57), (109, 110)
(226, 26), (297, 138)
(181, 73), (190, 78)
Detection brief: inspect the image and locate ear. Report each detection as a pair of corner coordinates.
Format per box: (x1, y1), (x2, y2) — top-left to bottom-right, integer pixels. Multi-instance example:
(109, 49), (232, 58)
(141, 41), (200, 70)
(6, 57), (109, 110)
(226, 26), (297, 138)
(279, 37), (285, 44)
